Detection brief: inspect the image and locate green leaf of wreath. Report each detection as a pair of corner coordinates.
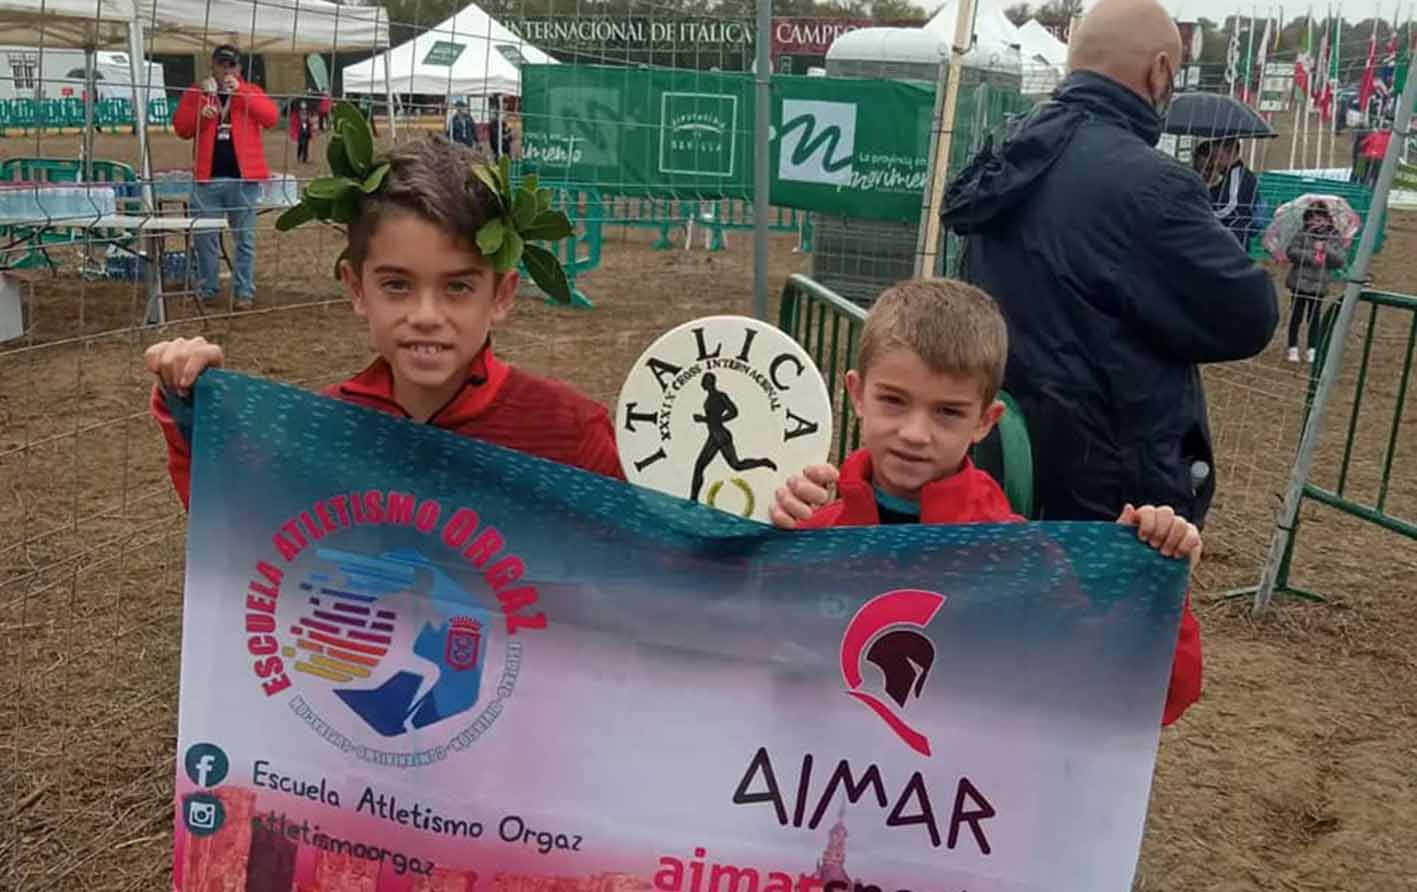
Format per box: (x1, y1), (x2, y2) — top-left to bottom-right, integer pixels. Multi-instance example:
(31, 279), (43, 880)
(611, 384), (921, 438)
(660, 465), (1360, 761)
(492, 229), (524, 274)
(513, 186), (539, 231)
(520, 210), (572, 242)
(476, 218), (506, 256)
(361, 162), (390, 194)
(306, 176), (360, 200)
(305, 195), (334, 219)
(523, 243), (571, 305)
(497, 155), (512, 195)
(331, 102), (373, 176)
(331, 185), (361, 224)
(326, 135), (357, 179)
(275, 201), (315, 232)
(470, 164), (504, 210)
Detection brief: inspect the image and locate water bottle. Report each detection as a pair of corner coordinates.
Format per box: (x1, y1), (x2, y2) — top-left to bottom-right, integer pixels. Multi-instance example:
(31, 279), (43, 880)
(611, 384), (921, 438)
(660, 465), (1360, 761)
(1190, 460), (1211, 496)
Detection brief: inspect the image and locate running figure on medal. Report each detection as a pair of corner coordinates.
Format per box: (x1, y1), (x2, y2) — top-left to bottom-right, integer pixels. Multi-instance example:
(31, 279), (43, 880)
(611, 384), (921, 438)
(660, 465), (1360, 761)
(688, 373), (778, 503)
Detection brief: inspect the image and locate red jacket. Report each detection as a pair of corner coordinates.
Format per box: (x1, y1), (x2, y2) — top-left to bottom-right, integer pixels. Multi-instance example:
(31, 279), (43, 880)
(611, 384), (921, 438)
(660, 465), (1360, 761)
(288, 110), (310, 142)
(801, 448), (1202, 726)
(172, 80), (279, 181)
(151, 345), (624, 511)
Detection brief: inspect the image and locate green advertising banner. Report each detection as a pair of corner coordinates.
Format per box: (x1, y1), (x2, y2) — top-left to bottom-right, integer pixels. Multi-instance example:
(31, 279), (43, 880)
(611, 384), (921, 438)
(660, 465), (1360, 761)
(520, 66), (947, 222)
(521, 66), (755, 199)
(770, 75), (933, 221)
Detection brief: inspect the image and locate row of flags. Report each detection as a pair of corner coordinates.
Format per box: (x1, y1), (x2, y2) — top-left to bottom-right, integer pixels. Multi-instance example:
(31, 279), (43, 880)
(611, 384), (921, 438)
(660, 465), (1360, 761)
(1225, 12), (1410, 122)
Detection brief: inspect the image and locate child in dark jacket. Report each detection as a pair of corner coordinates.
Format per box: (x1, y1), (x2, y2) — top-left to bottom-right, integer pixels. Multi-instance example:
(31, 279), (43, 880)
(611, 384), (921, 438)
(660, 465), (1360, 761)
(289, 100), (312, 163)
(1285, 203), (1347, 364)
(776, 279), (1204, 726)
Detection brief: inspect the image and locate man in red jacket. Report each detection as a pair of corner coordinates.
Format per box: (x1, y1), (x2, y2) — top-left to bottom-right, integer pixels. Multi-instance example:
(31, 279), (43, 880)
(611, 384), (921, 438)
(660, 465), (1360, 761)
(173, 44), (278, 311)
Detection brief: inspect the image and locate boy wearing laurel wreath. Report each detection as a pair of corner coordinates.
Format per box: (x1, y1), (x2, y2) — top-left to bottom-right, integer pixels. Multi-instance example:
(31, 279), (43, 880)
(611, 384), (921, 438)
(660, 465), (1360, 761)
(771, 280), (1204, 725)
(146, 105), (622, 507)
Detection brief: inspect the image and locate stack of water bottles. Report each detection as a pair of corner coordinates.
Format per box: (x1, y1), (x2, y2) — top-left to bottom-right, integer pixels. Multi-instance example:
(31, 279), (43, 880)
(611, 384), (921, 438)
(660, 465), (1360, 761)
(104, 245), (192, 283)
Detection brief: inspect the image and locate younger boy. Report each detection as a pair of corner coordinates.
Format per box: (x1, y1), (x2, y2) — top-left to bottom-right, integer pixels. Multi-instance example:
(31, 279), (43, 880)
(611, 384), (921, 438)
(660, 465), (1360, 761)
(776, 279), (1202, 725)
(146, 135), (622, 508)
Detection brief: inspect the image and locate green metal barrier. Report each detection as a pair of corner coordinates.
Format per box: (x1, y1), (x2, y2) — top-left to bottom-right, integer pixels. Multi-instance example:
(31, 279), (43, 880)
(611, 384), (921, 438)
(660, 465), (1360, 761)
(776, 273), (1034, 517)
(0, 96), (165, 133)
(1259, 288), (1416, 601)
(601, 195), (811, 253)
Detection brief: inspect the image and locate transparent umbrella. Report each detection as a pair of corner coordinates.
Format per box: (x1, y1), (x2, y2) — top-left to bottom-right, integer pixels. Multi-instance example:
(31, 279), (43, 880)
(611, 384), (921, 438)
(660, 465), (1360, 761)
(1261, 193), (1363, 262)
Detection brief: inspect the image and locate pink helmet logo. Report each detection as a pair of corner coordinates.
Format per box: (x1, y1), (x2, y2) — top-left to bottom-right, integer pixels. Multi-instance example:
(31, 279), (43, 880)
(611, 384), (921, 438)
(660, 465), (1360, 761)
(839, 589), (946, 756)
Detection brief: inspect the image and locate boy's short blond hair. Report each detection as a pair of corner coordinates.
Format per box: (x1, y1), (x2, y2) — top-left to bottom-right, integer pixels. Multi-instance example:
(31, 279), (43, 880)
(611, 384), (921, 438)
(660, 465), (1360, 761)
(856, 279), (1009, 404)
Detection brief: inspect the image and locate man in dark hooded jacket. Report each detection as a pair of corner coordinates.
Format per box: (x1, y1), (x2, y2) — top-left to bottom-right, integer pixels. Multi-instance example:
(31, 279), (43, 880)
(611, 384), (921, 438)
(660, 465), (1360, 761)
(1194, 137), (1263, 249)
(937, 0), (1277, 525)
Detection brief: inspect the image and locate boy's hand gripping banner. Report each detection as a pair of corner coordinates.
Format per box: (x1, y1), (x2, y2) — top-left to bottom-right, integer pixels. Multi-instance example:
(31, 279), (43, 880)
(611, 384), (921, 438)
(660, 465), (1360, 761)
(173, 371), (1189, 892)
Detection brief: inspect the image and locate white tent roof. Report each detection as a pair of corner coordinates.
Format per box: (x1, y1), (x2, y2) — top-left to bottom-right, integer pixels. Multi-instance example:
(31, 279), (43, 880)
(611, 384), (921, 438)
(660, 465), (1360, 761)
(1018, 19), (1067, 69)
(0, 0), (389, 53)
(827, 27), (947, 67)
(342, 3), (553, 97)
(924, 0), (1023, 72)
(0, 0), (132, 47)
(136, 0), (389, 54)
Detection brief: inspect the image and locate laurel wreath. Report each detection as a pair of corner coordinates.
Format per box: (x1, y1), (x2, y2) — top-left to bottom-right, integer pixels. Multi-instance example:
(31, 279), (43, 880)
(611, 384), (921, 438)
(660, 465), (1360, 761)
(275, 100), (574, 304)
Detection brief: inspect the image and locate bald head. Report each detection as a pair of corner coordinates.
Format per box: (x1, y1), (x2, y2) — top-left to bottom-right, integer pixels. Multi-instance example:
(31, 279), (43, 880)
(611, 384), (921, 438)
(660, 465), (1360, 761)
(1068, 0), (1182, 104)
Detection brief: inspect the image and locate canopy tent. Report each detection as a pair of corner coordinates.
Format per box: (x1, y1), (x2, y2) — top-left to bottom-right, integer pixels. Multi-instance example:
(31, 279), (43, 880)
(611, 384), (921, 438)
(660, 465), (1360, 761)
(0, 0), (132, 47)
(0, 0), (394, 216)
(1017, 19), (1067, 69)
(1014, 19), (1066, 95)
(341, 2), (553, 97)
(134, 0), (388, 55)
(923, 0), (1023, 73)
(0, 0), (388, 53)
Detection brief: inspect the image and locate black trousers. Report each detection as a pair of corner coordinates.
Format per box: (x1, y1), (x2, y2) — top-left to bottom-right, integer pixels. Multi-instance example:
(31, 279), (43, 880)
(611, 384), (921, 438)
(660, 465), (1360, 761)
(1288, 291), (1324, 350)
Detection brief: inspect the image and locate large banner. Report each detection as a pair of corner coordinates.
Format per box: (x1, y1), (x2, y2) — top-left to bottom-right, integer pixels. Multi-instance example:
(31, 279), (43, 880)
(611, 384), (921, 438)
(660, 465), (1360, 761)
(173, 371), (1188, 892)
(520, 66), (936, 222)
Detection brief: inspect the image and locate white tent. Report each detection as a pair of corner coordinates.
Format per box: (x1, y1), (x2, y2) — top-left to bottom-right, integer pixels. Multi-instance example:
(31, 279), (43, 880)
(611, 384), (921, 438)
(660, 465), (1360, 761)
(0, 0), (132, 47)
(341, 2), (553, 97)
(1018, 19), (1067, 70)
(924, 0), (1023, 73)
(0, 0), (388, 53)
(1014, 19), (1066, 95)
(0, 0), (393, 204)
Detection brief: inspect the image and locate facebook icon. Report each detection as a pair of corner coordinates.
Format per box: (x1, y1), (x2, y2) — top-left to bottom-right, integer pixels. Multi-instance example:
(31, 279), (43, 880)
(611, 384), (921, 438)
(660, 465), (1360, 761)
(183, 743), (230, 788)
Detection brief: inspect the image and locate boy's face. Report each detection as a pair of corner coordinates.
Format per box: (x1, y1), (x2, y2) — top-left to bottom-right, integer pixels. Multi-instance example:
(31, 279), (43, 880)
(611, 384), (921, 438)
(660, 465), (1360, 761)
(342, 211), (516, 412)
(846, 347), (1003, 502)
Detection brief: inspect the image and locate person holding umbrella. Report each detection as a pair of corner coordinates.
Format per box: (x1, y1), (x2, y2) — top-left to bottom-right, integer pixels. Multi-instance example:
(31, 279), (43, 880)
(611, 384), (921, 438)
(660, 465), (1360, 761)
(1282, 202), (1346, 363)
(1193, 137), (1263, 249)
(1256, 195), (1359, 365)
(1165, 92), (1275, 250)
